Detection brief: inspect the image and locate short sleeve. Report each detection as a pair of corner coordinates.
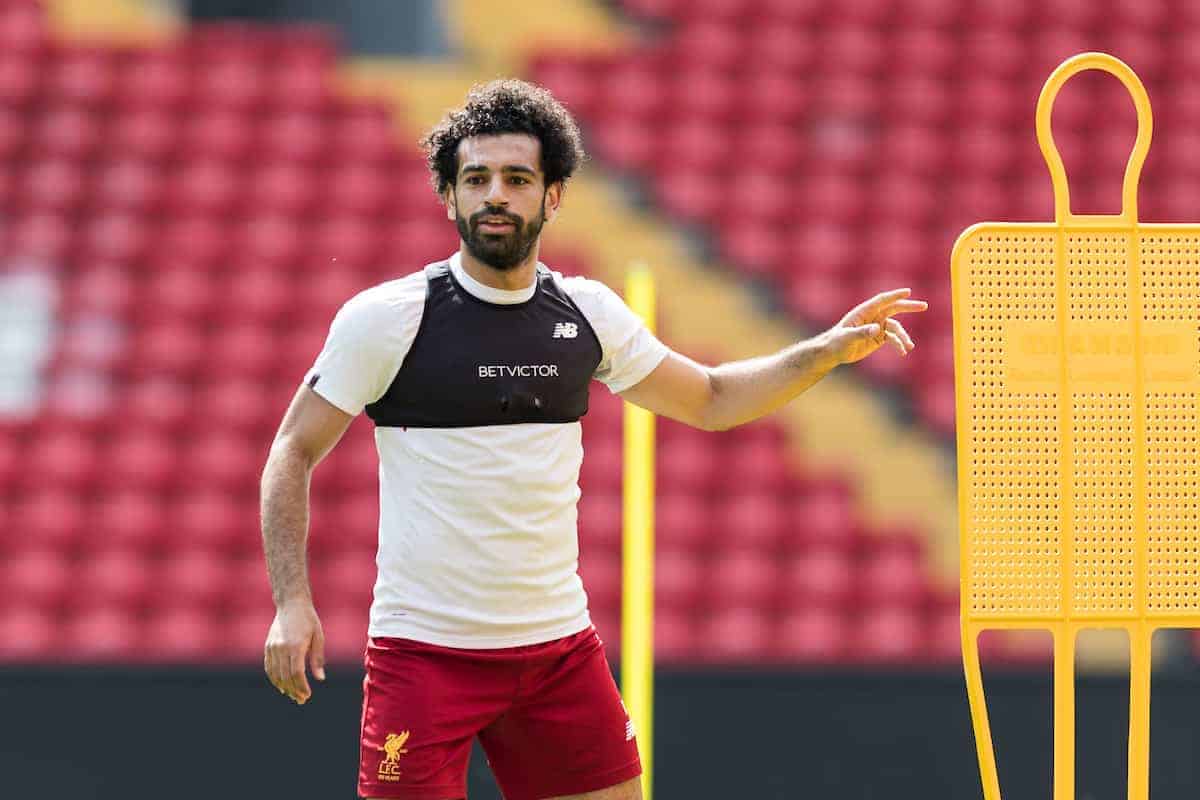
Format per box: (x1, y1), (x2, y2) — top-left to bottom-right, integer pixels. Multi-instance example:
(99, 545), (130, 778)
(303, 278), (424, 416)
(570, 279), (669, 394)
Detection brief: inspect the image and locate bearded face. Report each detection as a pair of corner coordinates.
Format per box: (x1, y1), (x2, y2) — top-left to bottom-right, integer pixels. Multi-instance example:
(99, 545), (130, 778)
(454, 196), (546, 272)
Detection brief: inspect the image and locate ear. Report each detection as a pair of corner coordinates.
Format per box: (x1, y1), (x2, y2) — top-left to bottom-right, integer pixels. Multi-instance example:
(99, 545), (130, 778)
(543, 181), (564, 223)
(444, 184), (456, 221)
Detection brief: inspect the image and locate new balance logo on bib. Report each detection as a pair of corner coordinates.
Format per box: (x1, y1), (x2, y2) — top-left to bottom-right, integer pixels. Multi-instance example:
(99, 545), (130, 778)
(552, 322), (578, 339)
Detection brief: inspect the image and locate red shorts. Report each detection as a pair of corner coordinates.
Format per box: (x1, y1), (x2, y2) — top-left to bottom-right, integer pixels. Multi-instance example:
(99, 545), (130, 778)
(358, 625), (642, 800)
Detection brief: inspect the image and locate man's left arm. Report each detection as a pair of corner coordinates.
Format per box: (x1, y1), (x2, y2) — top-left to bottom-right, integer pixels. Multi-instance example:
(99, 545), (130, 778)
(619, 288), (928, 431)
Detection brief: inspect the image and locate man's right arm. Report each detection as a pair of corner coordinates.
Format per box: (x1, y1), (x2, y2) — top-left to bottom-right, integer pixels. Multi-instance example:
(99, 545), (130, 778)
(261, 385), (354, 705)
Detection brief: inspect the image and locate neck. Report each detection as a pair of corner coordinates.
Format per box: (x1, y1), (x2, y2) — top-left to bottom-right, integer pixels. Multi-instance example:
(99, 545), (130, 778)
(457, 244), (540, 291)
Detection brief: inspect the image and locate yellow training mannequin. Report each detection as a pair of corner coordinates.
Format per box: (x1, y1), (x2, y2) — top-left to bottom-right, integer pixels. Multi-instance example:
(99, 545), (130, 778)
(952, 52), (1200, 800)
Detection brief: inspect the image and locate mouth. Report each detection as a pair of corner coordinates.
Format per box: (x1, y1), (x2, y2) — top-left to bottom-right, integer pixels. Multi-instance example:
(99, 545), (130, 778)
(477, 216), (517, 233)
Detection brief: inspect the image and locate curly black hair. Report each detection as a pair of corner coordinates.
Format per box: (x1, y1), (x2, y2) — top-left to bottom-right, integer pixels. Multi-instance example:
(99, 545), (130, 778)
(419, 79), (587, 197)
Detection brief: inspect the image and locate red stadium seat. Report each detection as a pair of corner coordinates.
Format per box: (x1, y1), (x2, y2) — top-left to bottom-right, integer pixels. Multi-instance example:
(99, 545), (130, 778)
(225, 266), (297, 322)
(156, 549), (232, 612)
(92, 159), (163, 214)
(312, 549), (375, 607)
(850, 606), (927, 663)
(23, 430), (98, 492)
(743, 21), (817, 76)
(247, 161), (318, 217)
(697, 607), (774, 663)
(656, 434), (720, 493)
(223, 554), (275, 615)
(118, 48), (190, 111)
(579, 435), (623, 493)
(0, 607), (56, 661)
(598, 61), (667, 122)
(92, 490), (167, 553)
(667, 22), (743, 73)
(714, 491), (786, 551)
(75, 549), (154, 613)
(168, 158), (241, 216)
(1, 548), (73, 612)
(143, 607), (224, 663)
(774, 607), (850, 663)
(656, 491), (715, 552)
(123, 377), (194, 434)
(261, 112), (327, 164)
(654, 608), (697, 663)
(10, 489), (86, 552)
(329, 103), (400, 164)
(655, 547), (705, 613)
(321, 602), (370, 664)
(127, 321), (207, 379)
(857, 541), (930, 609)
(325, 164), (392, 218)
(155, 214), (232, 268)
(654, 171), (723, 225)
(21, 159), (86, 214)
(719, 222), (785, 282)
(527, 53), (600, 120)
(6, 209), (68, 260)
(182, 110), (255, 162)
(168, 489), (252, 554)
(779, 547), (856, 610)
(0, 1), (47, 50)
(0, 107), (26, 162)
(194, 58), (265, 113)
(46, 46), (117, 107)
(309, 215), (382, 272)
(272, 60), (332, 113)
(792, 479), (861, 551)
(208, 322), (284, 379)
(30, 105), (100, 161)
(706, 549), (780, 609)
(577, 550), (621, 615)
(62, 606), (143, 662)
(108, 108), (178, 162)
(577, 490), (622, 553)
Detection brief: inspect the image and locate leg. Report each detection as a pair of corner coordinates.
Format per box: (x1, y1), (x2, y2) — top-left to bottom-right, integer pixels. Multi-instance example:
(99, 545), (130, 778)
(1127, 624), (1152, 800)
(358, 637), (515, 800)
(481, 627), (642, 800)
(545, 775), (643, 800)
(963, 624), (1002, 800)
(1052, 626), (1075, 800)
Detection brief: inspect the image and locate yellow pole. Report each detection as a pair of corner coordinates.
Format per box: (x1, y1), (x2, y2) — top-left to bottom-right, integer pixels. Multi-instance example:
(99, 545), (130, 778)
(622, 264), (656, 800)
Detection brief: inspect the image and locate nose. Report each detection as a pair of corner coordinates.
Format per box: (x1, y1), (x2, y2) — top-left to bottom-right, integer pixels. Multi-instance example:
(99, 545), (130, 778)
(483, 174), (508, 205)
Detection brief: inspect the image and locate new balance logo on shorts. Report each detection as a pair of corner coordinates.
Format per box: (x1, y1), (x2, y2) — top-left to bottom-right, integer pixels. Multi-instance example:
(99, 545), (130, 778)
(625, 719), (636, 741)
(552, 322), (578, 339)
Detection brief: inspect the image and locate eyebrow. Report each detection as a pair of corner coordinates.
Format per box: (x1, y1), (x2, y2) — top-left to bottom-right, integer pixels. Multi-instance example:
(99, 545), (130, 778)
(460, 163), (537, 176)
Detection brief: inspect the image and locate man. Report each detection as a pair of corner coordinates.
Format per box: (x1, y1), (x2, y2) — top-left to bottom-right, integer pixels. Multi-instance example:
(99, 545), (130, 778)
(261, 79), (926, 800)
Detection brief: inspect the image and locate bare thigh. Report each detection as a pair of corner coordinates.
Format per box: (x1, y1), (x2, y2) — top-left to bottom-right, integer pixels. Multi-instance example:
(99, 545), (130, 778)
(546, 775), (643, 800)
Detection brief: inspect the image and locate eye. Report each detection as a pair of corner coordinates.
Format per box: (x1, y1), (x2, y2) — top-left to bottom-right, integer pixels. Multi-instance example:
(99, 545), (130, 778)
(509, 176), (529, 185)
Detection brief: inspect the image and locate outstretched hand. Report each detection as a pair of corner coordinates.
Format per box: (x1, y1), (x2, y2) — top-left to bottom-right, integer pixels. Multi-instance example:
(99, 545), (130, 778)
(823, 288), (928, 366)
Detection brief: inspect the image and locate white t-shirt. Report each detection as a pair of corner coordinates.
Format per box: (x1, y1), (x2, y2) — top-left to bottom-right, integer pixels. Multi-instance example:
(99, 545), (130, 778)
(306, 251), (669, 647)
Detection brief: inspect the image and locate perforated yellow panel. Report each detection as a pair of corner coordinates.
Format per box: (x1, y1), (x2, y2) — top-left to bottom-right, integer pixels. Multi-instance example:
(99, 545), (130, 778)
(952, 53), (1200, 800)
(1141, 235), (1200, 617)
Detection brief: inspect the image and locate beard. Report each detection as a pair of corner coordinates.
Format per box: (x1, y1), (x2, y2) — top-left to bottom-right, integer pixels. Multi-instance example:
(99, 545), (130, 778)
(455, 196), (546, 271)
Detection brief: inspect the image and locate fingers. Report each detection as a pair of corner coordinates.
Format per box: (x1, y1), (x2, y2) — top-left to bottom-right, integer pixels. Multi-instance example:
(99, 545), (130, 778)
(882, 298), (929, 316)
(886, 318), (915, 354)
(309, 627), (327, 683)
(886, 330), (907, 356)
(289, 647), (312, 704)
(265, 637), (311, 704)
(847, 288), (910, 321)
